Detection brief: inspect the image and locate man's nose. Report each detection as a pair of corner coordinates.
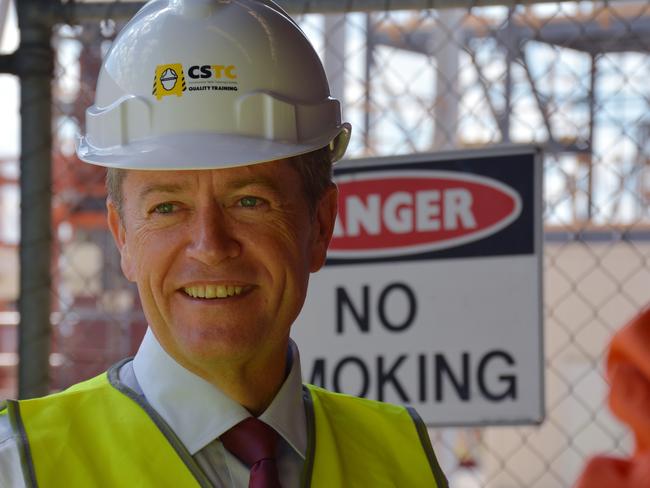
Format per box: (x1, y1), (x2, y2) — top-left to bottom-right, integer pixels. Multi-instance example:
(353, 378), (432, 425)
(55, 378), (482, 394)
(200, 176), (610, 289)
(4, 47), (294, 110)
(186, 205), (241, 265)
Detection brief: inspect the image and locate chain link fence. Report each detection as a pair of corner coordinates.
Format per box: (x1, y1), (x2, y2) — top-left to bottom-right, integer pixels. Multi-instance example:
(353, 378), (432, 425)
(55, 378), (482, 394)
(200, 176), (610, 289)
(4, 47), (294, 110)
(2, 0), (650, 486)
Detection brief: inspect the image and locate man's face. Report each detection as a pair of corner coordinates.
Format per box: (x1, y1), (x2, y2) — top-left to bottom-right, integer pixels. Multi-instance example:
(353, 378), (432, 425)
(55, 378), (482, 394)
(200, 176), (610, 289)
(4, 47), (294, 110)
(107, 159), (337, 371)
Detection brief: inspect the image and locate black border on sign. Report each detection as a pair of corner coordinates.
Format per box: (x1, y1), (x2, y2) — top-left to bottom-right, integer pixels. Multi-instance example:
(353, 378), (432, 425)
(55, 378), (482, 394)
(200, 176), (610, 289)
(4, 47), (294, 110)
(328, 144), (545, 427)
(329, 145), (536, 265)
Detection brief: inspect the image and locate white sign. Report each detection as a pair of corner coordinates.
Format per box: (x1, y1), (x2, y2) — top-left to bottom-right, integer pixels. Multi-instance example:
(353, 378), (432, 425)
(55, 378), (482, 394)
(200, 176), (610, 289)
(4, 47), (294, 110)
(293, 146), (544, 426)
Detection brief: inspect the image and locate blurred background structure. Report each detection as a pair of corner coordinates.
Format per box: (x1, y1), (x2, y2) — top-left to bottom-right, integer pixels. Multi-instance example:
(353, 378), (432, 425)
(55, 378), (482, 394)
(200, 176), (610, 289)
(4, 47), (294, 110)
(0, 0), (649, 486)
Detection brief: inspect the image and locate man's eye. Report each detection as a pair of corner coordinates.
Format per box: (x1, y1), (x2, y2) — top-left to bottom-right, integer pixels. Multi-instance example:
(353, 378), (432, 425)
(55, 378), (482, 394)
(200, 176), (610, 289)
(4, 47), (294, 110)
(153, 202), (176, 214)
(239, 196), (261, 208)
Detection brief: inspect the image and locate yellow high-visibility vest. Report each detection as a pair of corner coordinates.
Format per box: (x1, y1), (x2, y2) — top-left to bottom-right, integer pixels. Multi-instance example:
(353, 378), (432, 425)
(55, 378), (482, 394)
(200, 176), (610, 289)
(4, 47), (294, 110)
(2, 362), (447, 487)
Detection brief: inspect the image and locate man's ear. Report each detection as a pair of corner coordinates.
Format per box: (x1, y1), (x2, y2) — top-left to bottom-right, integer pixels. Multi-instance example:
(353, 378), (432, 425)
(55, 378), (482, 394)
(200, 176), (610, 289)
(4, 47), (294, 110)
(310, 184), (338, 272)
(107, 198), (136, 282)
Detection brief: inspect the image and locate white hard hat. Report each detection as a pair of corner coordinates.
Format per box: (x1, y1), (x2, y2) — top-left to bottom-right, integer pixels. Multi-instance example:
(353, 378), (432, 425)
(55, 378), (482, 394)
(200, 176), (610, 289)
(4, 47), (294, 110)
(76, 0), (351, 170)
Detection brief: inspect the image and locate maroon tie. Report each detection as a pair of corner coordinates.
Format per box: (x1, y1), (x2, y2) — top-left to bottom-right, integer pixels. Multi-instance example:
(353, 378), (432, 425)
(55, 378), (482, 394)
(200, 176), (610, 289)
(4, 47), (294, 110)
(220, 417), (282, 488)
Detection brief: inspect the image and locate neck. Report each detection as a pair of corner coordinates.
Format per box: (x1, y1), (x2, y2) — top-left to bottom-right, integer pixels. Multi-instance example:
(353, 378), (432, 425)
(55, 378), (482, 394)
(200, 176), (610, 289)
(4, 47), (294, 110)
(173, 341), (290, 416)
(210, 358), (287, 416)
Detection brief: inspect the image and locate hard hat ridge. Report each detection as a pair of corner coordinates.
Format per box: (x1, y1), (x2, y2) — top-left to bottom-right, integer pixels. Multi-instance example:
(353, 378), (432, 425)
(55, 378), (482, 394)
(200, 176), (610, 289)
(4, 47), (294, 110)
(76, 0), (351, 170)
(171, 0), (219, 19)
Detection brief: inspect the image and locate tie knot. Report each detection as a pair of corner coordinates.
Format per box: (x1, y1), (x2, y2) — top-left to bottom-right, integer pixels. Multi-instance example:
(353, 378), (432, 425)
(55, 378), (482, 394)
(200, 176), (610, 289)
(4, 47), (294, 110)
(221, 417), (279, 468)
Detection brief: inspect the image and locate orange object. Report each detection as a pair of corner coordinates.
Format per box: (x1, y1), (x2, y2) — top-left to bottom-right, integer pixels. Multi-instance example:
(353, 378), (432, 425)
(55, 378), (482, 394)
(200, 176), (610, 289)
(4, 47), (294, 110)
(575, 454), (650, 487)
(575, 307), (650, 487)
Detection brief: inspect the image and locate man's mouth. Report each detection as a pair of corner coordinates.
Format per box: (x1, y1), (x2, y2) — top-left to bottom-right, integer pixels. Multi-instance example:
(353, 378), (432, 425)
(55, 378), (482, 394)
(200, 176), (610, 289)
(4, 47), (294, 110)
(182, 284), (246, 299)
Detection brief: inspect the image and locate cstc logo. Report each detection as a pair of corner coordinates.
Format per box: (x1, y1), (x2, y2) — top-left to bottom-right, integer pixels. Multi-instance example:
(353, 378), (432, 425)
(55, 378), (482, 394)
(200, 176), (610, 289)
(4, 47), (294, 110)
(153, 63), (237, 100)
(329, 170), (522, 258)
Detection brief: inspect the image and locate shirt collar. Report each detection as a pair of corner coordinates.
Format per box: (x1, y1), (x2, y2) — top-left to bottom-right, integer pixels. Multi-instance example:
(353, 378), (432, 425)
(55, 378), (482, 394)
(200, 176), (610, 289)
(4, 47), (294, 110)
(132, 328), (307, 457)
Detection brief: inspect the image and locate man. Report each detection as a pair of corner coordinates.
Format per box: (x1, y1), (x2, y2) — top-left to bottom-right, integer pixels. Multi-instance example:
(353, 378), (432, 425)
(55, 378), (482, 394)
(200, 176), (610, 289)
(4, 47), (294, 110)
(0, 0), (447, 486)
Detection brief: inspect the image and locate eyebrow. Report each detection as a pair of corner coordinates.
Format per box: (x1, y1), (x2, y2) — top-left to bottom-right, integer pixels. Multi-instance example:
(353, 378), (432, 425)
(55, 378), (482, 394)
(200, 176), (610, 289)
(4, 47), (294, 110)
(137, 183), (188, 201)
(228, 175), (284, 195)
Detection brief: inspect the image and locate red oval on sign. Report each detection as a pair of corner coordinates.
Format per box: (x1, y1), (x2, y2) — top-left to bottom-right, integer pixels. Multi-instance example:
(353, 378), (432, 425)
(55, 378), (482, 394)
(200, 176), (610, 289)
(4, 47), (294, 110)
(329, 170), (522, 258)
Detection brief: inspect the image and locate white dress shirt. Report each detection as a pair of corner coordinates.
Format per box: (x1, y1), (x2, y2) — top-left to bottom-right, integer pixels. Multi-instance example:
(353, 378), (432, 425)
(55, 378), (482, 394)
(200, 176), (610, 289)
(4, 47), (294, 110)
(0, 328), (308, 487)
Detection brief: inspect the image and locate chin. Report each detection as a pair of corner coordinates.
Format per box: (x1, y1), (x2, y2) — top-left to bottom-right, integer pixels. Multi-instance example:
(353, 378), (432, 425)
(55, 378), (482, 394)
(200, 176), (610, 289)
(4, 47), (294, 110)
(172, 323), (264, 363)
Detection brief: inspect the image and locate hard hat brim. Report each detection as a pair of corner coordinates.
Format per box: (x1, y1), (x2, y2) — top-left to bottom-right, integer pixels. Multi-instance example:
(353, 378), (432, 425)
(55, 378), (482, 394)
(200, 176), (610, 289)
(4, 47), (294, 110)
(76, 125), (350, 170)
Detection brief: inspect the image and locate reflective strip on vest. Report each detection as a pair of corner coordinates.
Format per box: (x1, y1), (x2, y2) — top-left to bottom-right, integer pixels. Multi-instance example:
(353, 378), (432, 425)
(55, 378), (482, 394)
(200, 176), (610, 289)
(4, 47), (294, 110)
(6, 362), (447, 487)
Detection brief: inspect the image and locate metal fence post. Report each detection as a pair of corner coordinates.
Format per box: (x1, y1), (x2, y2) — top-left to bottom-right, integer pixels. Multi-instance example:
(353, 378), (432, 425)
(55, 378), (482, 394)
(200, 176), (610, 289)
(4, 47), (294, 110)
(16, 0), (54, 399)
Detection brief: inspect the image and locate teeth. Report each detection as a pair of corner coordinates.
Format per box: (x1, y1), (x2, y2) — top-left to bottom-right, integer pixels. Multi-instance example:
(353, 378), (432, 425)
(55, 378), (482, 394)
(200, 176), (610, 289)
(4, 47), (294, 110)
(183, 285), (244, 299)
